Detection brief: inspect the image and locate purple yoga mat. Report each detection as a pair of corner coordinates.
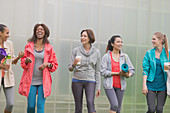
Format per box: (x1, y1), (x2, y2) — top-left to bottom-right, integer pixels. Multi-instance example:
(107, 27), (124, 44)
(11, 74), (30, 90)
(0, 48), (8, 61)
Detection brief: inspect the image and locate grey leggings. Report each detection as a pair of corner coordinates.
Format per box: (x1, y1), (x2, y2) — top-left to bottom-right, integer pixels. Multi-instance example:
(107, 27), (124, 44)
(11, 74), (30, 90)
(0, 77), (14, 112)
(146, 90), (167, 113)
(72, 82), (96, 113)
(105, 88), (124, 113)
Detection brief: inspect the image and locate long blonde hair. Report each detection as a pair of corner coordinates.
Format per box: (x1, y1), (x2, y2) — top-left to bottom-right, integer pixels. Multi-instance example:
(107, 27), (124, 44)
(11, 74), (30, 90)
(154, 32), (169, 60)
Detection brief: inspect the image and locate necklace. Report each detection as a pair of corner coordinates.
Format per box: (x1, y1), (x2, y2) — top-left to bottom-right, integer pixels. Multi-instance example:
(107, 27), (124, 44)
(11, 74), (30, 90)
(35, 44), (44, 52)
(112, 53), (119, 62)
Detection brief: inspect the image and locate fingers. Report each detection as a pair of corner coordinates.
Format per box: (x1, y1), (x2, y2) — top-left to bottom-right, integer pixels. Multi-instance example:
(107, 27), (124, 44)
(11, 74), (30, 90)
(142, 91), (147, 95)
(96, 90), (101, 97)
(19, 51), (24, 58)
(73, 59), (80, 65)
(25, 57), (32, 63)
(39, 64), (46, 70)
(4, 65), (10, 70)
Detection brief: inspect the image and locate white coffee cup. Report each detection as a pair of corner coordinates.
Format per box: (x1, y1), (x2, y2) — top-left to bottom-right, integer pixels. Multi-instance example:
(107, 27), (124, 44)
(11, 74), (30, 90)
(164, 62), (170, 72)
(76, 56), (81, 65)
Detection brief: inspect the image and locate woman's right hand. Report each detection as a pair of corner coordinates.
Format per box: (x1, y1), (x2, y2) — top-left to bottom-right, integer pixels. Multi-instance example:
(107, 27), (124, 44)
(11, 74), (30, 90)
(72, 58), (80, 66)
(18, 51), (24, 58)
(25, 57), (32, 64)
(142, 84), (148, 95)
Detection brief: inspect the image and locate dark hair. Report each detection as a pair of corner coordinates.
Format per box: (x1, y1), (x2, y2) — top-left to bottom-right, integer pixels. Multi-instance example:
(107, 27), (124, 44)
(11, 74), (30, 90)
(105, 35), (121, 53)
(81, 29), (95, 43)
(0, 24), (7, 33)
(28, 23), (50, 44)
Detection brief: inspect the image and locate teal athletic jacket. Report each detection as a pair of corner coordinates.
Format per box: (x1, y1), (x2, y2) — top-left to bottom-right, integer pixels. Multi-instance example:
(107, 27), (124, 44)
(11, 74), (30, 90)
(143, 47), (170, 82)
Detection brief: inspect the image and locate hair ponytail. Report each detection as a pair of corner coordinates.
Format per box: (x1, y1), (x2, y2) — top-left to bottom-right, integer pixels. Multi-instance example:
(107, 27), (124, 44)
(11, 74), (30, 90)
(164, 35), (169, 60)
(105, 40), (113, 53)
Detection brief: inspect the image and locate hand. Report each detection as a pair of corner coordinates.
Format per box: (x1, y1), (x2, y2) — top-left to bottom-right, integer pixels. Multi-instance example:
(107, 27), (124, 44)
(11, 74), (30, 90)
(96, 90), (101, 97)
(73, 58), (80, 66)
(39, 63), (49, 70)
(25, 57), (32, 64)
(3, 64), (10, 71)
(18, 51), (24, 58)
(120, 70), (129, 78)
(142, 84), (148, 95)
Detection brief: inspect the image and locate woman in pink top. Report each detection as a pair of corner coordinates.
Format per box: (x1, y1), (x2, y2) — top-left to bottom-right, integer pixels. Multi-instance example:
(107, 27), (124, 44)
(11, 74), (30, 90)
(18, 23), (58, 113)
(101, 35), (135, 113)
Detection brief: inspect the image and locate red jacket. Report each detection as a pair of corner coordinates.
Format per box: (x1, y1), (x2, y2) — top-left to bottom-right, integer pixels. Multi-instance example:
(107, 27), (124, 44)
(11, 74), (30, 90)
(18, 42), (58, 97)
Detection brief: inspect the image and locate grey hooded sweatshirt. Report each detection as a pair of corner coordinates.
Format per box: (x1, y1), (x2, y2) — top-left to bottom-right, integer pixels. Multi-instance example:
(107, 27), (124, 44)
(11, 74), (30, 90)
(68, 44), (101, 90)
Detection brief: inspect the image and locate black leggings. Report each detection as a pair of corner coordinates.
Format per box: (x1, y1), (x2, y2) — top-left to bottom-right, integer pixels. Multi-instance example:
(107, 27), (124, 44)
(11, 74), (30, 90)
(146, 90), (167, 113)
(105, 88), (124, 113)
(72, 82), (96, 113)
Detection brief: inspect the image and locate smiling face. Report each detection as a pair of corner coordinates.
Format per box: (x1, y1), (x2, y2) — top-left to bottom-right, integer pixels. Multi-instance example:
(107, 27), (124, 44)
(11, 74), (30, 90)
(81, 31), (90, 45)
(112, 37), (123, 50)
(0, 27), (10, 41)
(36, 26), (45, 39)
(152, 35), (162, 47)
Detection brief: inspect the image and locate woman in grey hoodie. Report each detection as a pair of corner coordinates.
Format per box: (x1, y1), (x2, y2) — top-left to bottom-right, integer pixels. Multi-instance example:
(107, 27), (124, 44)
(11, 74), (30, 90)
(68, 29), (101, 113)
(101, 35), (135, 113)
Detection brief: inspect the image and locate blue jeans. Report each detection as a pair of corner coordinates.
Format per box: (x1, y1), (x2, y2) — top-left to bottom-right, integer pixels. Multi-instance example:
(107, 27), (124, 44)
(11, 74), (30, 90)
(27, 85), (46, 113)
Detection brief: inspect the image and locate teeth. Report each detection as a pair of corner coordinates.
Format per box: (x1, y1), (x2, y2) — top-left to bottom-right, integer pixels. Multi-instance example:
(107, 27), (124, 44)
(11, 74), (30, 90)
(38, 33), (42, 35)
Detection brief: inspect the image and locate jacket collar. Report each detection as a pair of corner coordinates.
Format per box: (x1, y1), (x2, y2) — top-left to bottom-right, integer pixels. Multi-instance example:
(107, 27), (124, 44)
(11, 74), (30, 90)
(107, 50), (125, 57)
(26, 42), (51, 55)
(80, 44), (94, 56)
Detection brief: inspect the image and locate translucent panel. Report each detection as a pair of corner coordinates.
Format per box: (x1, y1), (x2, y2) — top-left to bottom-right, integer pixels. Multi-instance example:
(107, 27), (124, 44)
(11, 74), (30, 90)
(1, 0), (170, 113)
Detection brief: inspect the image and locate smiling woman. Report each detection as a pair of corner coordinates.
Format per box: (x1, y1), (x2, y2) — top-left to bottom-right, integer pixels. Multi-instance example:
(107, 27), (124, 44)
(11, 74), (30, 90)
(0, 24), (24, 113)
(18, 23), (58, 113)
(68, 29), (101, 113)
(101, 35), (135, 113)
(143, 32), (169, 113)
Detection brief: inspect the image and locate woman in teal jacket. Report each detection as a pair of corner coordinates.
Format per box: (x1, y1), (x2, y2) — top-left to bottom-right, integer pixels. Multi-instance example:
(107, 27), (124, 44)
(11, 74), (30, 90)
(142, 32), (169, 113)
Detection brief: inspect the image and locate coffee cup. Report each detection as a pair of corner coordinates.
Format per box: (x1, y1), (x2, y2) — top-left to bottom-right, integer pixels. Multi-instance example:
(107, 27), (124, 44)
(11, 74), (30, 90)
(76, 56), (81, 65)
(164, 62), (170, 72)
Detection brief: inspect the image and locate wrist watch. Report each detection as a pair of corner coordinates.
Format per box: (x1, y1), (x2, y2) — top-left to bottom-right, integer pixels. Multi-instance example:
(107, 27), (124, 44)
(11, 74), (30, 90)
(48, 63), (52, 68)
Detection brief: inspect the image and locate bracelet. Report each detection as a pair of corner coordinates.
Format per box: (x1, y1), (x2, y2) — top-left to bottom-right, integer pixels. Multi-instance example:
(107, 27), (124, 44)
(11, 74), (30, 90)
(47, 63), (52, 68)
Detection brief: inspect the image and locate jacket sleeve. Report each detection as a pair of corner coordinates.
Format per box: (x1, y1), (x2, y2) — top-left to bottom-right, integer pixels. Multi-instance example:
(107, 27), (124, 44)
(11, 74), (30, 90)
(20, 45), (30, 69)
(48, 47), (58, 73)
(95, 51), (101, 90)
(101, 54), (112, 77)
(68, 48), (76, 72)
(143, 52), (150, 76)
(125, 54), (135, 77)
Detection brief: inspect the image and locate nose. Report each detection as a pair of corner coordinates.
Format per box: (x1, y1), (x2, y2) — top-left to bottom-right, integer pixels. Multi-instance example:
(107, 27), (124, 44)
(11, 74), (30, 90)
(81, 36), (85, 39)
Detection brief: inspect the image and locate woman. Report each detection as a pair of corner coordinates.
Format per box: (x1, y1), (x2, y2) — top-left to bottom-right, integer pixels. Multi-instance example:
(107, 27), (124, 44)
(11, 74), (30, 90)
(18, 23), (58, 113)
(142, 32), (169, 113)
(68, 29), (101, 113)
(0, 24), (24, 113)
(101, 35), (135, 113)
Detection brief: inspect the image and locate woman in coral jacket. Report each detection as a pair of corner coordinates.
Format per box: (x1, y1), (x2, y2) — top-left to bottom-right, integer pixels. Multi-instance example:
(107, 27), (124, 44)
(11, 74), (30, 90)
(18, 23), (58, 113)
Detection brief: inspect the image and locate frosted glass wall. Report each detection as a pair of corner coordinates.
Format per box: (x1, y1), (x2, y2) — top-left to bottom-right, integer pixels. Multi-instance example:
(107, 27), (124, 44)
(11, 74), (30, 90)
(0, 0), (170, 113)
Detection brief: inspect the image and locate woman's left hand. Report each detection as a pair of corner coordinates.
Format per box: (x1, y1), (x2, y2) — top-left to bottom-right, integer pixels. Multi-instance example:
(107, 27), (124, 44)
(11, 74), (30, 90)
(120, 70), (130, 78)
(96, 90), (101, 97)
(39, 63), (49, 70)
